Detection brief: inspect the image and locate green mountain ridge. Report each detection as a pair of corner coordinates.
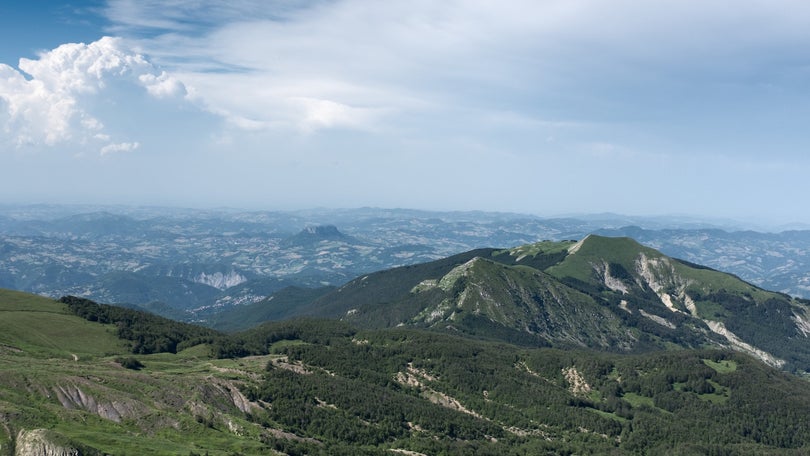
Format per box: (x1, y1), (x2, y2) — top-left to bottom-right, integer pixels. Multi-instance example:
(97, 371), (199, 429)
(285, 235), (810, 372)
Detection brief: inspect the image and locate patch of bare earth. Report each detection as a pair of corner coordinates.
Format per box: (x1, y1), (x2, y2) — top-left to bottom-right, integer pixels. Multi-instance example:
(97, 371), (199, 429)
(394, 363), (483, 419)
(562, 367), (591, 396)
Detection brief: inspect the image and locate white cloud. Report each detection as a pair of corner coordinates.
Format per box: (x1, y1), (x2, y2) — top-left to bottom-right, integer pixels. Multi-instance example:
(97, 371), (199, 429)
(138, 71), (186, 98)
(100, 141), (140, 156)
(0, 36), (186, 153)
(103, 0), (810, 141)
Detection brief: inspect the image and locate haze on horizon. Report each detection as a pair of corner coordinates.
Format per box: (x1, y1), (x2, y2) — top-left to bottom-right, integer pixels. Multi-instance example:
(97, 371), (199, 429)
(1, 1), (809, 225)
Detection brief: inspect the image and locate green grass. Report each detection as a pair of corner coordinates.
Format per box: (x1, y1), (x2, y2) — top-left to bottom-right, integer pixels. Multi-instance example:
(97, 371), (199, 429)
(701, 380), (730, 404)
(3, 288), (810, 455)
(546, 235), (660, 283)
(586, 408), (627, 422)
(268, 339), (311, 352)
(0, 290), (128, 358)
(0, 345), (273, 455)
(0, 289), (281, 454)
(497, 240), (573, 260)
(699, 393), (728, 404)
(692, 299), (728, 320)
(52, 414), (268, 456)
(703, 358), (738, 374)
(672, 380), (730, 404)
(622, 392), (655, 408)
(0, 289), (65, 312)
(676, 265), (772, 301)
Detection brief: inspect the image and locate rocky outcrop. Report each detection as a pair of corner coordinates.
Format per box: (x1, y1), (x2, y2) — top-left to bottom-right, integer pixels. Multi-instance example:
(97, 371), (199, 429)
(703, 320), (785, 368)
(52, 381), (146, 423)
(193, 271), (247, 290)
(14, 429), (80, 456)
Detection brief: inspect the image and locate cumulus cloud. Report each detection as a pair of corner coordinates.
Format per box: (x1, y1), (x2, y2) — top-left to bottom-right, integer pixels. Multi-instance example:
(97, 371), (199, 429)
(138, 71), (186, 98)
(0, 36), (186, 153)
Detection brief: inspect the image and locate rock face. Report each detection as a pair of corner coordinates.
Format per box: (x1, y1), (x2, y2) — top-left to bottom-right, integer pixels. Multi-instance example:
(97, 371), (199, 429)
(52, 381), (146, 423)
(14, 429), (80, 456)
(193, 271), (247, 290)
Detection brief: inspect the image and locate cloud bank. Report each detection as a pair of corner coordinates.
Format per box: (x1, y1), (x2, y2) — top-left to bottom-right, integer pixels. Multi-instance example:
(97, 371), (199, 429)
(96, 1), (810, 151)
(0, 36), (185, 153)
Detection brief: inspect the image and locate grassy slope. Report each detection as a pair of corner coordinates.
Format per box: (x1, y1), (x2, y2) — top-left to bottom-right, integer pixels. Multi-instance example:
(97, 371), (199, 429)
(544, 235), (661, 283)
(543, 235), (773, 300)
(0, 290), (273, 455)
(308, 248), (497, 326)
(0, 289), (126, 357)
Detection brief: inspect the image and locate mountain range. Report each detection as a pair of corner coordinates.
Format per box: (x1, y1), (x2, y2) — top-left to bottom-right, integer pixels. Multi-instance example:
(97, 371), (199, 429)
(3, 205), (810, 324)
(2, 229), (810, 454)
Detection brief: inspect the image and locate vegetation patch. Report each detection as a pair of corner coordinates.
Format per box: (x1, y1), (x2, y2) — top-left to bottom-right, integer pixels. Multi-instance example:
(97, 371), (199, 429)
(115, 356), (145, 370)
(587, 408), (628, 422)
(622, 392), (655, 408)
(703, 358), (738, 374)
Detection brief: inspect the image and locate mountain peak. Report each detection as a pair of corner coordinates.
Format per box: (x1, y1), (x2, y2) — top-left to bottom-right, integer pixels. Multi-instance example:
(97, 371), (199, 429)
(281, 224), (354, 247)
(301, 224), (342, 236)
(305, 237), (810, 372)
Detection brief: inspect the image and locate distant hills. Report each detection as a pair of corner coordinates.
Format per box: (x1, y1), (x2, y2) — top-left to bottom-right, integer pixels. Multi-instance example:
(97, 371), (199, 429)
(2, 205), (810, 323)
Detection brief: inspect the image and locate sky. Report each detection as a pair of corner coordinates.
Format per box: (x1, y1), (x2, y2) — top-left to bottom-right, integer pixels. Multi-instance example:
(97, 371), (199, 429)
(1, 1), (810, 225)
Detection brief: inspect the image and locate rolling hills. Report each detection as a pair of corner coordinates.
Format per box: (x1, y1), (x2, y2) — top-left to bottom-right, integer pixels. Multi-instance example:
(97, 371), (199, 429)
(2, 288), (810, 454)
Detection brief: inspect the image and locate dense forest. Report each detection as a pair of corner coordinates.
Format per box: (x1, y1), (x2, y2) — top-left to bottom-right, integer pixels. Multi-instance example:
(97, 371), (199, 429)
(57, 295), (810, 454)
(238, 324), (810, 455)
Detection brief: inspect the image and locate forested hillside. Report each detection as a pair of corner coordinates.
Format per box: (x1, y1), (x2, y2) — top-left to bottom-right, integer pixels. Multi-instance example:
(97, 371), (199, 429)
(2, 289), (810, 454)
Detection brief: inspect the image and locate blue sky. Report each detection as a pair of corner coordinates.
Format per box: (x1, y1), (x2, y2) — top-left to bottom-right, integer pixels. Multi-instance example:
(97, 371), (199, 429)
(2, 1), (810, 225)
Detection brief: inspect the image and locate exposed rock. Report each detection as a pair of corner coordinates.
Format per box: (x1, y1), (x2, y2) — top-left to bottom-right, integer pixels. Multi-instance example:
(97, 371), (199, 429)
(437, 258), (480, 291)
(52, 381), (146, 423)
(14, 429), (81, 456)
(270, 356), (312, 375)
(704, 320), (785, 368)
(394, 365), (483, 419)
(634, 253), (692, 314)
(210, 378), (260, 415)
(793, 310), (810, 337)
(188, 377), (261, 418)
(567, 236), (588, 254)
(562, 367), (591, 396)
(599, 262), (629, 294)
(193, 271), (247, 290)
(638, 309), (676, 329)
